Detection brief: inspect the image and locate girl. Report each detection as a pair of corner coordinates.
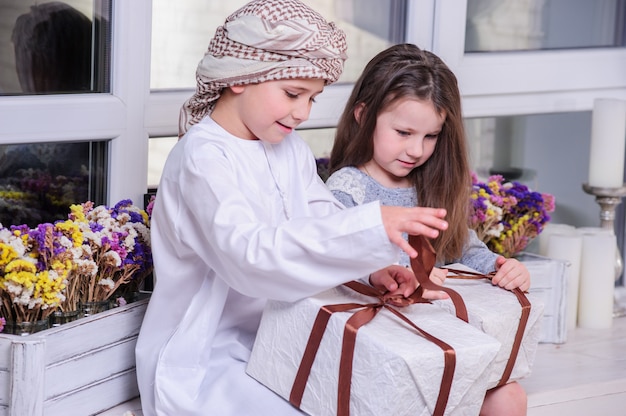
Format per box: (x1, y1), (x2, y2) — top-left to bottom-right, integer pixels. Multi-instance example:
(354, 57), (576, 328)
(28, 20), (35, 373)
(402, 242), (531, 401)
(135, 4), (449, 416)
(326, 43), (530, 416)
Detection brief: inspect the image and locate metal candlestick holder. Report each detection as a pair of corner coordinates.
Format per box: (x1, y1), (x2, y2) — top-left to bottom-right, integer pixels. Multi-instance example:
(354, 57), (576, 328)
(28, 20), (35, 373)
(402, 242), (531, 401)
(582, 183), (626, 316)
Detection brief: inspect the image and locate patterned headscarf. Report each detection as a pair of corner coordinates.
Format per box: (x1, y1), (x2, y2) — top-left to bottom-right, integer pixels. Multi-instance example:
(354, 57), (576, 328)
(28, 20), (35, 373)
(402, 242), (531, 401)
(178, 0), (348, 137)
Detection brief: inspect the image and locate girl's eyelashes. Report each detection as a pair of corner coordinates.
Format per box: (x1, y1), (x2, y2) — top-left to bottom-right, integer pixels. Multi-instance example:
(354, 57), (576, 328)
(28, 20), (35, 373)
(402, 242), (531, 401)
(395, 130), (439, 139)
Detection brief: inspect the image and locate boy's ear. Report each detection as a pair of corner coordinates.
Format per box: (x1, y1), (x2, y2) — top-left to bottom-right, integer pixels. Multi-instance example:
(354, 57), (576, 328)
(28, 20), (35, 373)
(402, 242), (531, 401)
(353, 103), (365, 124)
(229, 85), (245, 94)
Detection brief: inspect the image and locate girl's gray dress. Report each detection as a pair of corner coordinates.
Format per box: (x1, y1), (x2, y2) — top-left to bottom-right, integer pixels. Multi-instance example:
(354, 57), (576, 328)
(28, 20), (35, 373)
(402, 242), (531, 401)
(326, 166), (498, 273)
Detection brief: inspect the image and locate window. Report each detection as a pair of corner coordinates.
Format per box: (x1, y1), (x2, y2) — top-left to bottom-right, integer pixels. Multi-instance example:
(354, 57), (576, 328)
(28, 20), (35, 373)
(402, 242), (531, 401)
(0, 141), (107, 227)
(0, 0), (110, 95)
(2, 0), (626, 278)
(150, 0), (407, 90)
(0, 0), (151, 217)
(433, 0), (626, 118)
(465, 113), (600, 227)
(0, 0), (112, 226)
(147, 0), (412, 188)
(465, 0), (626, 52)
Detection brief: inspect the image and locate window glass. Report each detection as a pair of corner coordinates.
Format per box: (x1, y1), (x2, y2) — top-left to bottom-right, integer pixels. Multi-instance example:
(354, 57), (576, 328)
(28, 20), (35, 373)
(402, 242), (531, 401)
(148, 129), (337, 188)
(0, 0), (111, 95)
(297, 128), (336, 159)
(465, 0), (626, 52)
(150, 0), (407, 89)
(148, 137), (177, 189)
(0, 141), (107, 227)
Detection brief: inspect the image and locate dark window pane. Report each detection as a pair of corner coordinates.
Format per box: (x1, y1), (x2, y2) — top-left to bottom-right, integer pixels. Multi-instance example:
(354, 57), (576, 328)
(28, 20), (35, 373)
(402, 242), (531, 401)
(0, 141), (107, 227)
(0, 0), (111, 95)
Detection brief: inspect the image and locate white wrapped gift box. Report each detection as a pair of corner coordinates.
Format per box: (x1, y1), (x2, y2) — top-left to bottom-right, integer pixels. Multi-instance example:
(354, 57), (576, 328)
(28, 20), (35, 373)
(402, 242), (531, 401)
(247, 284), (501, 416)
(435, 269), (544, 389)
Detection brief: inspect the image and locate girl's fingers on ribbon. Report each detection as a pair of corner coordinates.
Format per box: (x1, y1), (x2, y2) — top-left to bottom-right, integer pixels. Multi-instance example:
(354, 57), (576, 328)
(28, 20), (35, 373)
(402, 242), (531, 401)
(421, 288), (450, 300)
(493, 257), (531, 291)
(430, 267), (448, 285)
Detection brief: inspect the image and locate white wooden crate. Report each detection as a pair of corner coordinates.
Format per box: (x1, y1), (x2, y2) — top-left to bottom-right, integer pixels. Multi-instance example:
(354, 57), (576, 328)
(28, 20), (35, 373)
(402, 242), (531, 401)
(0, 297), (148, 416)
(519, 253), (568, 344)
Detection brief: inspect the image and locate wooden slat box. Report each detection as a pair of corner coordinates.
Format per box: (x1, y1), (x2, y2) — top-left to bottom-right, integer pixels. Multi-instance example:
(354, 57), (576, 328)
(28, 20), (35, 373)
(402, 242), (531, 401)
(0, 297), (149, 416)
(519, 253), (568, 344)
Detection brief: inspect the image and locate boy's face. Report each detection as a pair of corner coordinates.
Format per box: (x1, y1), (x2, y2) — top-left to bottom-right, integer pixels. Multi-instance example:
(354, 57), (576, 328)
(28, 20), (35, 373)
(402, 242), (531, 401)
(226, 78), (325, 143)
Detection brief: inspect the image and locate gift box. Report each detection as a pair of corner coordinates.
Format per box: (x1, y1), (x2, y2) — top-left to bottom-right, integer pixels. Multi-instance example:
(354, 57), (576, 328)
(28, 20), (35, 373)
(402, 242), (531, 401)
(518, 253), (568, 344)
(0, 297), (148, 416)
(246, 284), (502, 416)
(434, 268), (544, 389)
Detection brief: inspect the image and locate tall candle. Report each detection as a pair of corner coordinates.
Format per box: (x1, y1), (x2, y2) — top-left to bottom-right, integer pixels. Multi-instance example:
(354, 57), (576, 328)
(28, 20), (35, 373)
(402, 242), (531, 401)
(588, 98), (626, 188)
(546, 232), (583, 330)
(578, 228), (615, 329)
(537, 223), (576, 256)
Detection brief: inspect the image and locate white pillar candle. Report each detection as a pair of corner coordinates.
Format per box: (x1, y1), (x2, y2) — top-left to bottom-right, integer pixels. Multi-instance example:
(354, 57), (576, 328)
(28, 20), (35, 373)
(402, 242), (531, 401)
(546, 233), (583, 330)
(537, 223), (576, 256)
(588, 98), (626, 188)
(578, 228), (615, 329)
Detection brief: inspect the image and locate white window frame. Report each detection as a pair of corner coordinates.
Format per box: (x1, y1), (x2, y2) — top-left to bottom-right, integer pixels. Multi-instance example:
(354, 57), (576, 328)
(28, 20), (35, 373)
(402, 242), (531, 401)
(146, 0), (437, 133)
(1, 0), (625, 207)
(431, 0), (626, 118)
(0, 0), (152, 206)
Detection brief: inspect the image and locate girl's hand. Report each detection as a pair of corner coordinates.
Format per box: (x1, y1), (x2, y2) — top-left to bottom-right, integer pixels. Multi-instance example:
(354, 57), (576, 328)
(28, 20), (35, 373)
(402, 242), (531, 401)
(369, 265), (418, 298)
(380, 205), (448, 258)
(492, 256), (531, 292)
(421, 267), (450, 300)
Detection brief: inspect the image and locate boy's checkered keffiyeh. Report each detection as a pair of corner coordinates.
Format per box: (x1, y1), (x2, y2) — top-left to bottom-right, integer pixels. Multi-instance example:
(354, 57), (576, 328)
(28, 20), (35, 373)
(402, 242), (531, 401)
(179, 0), (347, 137)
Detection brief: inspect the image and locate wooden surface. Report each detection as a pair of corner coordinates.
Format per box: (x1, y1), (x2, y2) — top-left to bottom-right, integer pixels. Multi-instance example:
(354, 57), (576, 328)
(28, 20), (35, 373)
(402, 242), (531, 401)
(100, 316), (626, 416)
(522, 316), (626, 415)
(0, 298), (148, 416)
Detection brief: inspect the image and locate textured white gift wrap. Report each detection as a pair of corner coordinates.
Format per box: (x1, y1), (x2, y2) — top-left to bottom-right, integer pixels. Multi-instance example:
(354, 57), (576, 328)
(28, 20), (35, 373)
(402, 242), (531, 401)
(246, 285), (501, 416)
(434, 269), (544, 389)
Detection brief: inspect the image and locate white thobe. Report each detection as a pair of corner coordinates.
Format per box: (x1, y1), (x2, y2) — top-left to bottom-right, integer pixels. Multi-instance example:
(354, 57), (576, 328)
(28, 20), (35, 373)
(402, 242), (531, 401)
(136, 116), (399, 415)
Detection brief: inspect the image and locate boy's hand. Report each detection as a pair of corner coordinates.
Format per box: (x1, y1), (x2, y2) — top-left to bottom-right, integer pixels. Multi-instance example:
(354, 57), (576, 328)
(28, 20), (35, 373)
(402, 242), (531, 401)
(369, 265), (418, 298)
(380, 206), (448, 258)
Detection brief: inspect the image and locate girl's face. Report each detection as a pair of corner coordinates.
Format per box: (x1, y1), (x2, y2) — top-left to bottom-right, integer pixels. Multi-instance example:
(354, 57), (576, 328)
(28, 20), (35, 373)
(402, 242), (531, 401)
(223, 78), (325, 143)
(361, 97), (445, 188)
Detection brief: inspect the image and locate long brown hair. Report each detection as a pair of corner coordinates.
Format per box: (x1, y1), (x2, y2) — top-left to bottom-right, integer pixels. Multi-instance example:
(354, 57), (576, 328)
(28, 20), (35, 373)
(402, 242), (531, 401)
(330, 43), (471, 262)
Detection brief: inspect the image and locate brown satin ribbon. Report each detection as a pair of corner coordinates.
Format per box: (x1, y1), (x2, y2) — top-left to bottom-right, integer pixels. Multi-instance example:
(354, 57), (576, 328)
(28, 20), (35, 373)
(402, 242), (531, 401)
(289, 234), (530, 415)
(408, 235), (469, 323)
(289, 280), (457, 416)
(444, 265), (532, 387)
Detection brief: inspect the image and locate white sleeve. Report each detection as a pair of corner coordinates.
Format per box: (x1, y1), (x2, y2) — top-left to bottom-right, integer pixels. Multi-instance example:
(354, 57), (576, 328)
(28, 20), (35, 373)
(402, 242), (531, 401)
(165, 139), (398, 302)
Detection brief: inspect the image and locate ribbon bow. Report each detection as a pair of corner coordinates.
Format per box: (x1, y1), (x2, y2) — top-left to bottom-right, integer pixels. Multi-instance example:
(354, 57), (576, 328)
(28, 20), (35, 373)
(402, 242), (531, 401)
(290, 235), (463, 416)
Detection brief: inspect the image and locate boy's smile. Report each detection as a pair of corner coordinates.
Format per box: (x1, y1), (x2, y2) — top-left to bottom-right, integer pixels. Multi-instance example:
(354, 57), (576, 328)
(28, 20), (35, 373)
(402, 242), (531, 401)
(211, 78), (325, 143)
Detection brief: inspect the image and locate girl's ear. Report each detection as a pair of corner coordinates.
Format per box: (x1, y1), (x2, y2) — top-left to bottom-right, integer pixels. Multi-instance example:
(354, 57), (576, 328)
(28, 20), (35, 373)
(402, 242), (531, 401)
(353, 103), (365, 124)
